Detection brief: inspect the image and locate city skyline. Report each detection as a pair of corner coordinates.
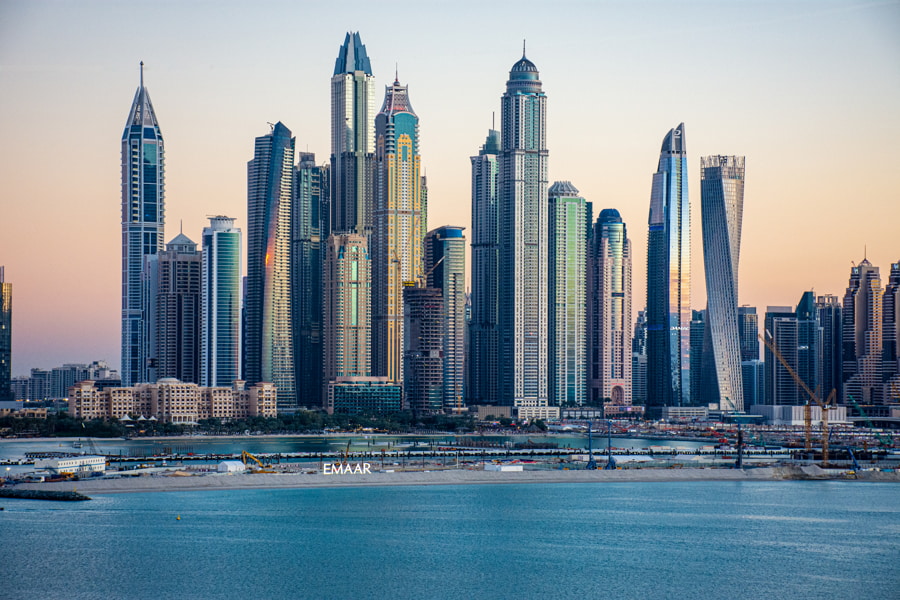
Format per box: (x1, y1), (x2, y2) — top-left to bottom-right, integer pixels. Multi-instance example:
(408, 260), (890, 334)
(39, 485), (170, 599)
(2, 1), (898, 374)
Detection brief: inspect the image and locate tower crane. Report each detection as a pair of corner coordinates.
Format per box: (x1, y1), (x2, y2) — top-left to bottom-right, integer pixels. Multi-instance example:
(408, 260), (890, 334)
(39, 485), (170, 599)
(759, 331), (834, 465)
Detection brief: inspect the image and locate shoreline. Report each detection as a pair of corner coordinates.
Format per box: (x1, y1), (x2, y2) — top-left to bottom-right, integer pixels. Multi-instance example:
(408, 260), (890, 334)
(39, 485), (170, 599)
(13, 466), (900, 495)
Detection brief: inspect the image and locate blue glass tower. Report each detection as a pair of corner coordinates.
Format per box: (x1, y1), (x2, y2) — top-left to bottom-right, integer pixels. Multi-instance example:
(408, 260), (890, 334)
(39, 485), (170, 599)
(121, 63), (164, 385)
(646, 124), (690, 414)
(201, 216), (242, 388)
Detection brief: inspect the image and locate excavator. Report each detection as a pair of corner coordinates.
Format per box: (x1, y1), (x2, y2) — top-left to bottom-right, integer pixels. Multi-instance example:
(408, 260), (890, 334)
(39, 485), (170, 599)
(241, 451), (277, 473)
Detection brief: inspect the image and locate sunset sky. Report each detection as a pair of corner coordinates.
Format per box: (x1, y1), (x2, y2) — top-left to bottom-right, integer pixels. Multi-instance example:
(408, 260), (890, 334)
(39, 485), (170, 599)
(1, 0), (898, 375)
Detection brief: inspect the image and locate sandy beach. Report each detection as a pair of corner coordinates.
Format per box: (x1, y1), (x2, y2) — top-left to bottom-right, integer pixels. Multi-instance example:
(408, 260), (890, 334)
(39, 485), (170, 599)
(13, 465), (899, 495)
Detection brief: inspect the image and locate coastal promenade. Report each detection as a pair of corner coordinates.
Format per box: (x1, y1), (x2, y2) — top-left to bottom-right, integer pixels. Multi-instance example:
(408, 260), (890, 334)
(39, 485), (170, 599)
(16, 465), (899, 495)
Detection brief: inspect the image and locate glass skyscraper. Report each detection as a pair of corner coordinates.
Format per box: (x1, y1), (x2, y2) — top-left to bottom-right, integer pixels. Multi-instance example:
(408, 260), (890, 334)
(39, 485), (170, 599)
(843, 259), (883, 404)
(201, 216), (241, 388)
(425, 226), (467, 412)
(121, 63), (164, 386)
(331, 32), (375, 236)
(293, 153), (329, 407)
(588, 208), (632, 408)
(246, 122), (295, 410)
(700, 155), (745, 411)
(646, 124), (690, 415)
(0, 267), (10, 402)
(884, 262), (900, 402)
(498, 50), (549, 413)
(469, 129), (500, 405)
(549, 182), (587, 407)
(372, 76), (423, 384)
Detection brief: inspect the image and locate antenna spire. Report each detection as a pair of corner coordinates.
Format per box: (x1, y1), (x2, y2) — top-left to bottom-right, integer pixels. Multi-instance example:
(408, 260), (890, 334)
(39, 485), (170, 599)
(522, 39), (526, 57)
(492, 111), (495, 130)
(140, 61), (144, 87)
(395, 62), (399, 84)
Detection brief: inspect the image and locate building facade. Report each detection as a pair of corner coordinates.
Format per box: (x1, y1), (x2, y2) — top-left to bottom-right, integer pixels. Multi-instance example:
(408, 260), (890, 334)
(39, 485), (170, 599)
(816, 294), (842, 403)
(700, 155), (745, 412)
(588, 208), (633, 410)
(884, 261), (900, 402)
(498, 50), (549, 413)
(331, 31), (376, 236)
(403, 286), (444, 413)
(121, 63), (165, 386)
(246, 122), (296, 410)
(0, 267), (10, 402)
(201, 216), (242, 388)
(425, 226), (467, 412)
(326, 377), (402, 415)
(764, 306), (799, 405)
(646, 124), (691, 415)
(323, 234), (371, 403)
(843, 259), (883, 404)
(372, 77), (424, 384)
(293, 153), (329, 407)
(469, 129), (501, 405)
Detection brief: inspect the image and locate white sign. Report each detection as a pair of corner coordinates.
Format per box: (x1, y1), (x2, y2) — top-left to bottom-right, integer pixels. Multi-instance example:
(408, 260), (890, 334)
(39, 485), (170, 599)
(323, 462), (372, 475)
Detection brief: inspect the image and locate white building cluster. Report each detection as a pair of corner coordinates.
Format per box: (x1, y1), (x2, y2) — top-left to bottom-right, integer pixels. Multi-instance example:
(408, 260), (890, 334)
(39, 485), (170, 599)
(68, 379), (276, 423)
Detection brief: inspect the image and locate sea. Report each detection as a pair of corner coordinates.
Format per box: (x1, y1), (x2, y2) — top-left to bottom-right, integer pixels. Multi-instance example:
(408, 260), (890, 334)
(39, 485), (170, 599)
(1, 480), (898, 599)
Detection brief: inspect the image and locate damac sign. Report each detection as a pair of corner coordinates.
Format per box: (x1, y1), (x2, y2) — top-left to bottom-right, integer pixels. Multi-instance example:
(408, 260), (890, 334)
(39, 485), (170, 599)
(323, 462), (372, 475)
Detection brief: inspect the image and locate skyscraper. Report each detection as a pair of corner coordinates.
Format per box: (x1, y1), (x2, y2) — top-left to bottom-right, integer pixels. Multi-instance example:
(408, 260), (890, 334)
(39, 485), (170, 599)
(331, 32), (375, 236)
(372, 76), (424, 384)
(403, 286), (443, 414)
(425, 226), (467, 412)
(816, 295), (842, 403)
(764, 305), (799, 405)
(690, 309), (706, 406)
(843, 259), (883, 404)
(201, 216), (242, 388)
(646, 124), (690, 415)
(323, 234), (371, 396)
(469, 129), (501, 406)
(588, 208), (632, 408)
(0, 267), (10, 402)
(548, 182), (586, 407)
(498, 49), (549, 415)
(738, 306), (759, 361)
(293, 153), (329, 407)
(632, 310), (648, 406)
(884, 261), (900, 402)
(150, 234), (201, 384)
(121, 63), (164, 386)
(700, 155), (745, 412)
(795, 291), (821, 403)
(246, 122), (295, 410)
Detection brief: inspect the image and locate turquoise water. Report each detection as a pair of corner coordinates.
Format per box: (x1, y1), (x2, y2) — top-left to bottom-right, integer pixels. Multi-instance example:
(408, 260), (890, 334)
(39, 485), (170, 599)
(2, 481), (897, 599)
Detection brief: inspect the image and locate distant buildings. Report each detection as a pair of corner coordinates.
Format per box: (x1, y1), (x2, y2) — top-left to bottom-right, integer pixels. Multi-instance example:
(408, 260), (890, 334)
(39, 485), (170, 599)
(700, 155), (745, 411)
(764, 304), (800, 406)
(498, 50), (550, 418)
(646, 124), (690, 415)
(816, 294), (842, 403)
(0, 267), (10, 402)
(425, 226), (467, 412)
(121, 63), (165, 386)
(246, 122), (296, 409)
(403, 286), (443, 413)
(884, 261), (900, 402)
(469, 129), (501, 406)
(201, 216), (242, 388)
(843, 259), (883, 404)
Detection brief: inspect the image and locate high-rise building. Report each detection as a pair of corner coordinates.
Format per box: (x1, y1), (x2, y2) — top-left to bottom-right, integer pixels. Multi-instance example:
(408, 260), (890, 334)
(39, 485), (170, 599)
(843, 259), (883, 404)
(632, 310), (648, 406)
(690, 309), (706, 405)
(246, 122), (295, 410)
(293, 153), (329, 407)
(498, 49), (549, 415)
(764, 306), (799, 405)
(425, 226), (467, 412)
(201, 216), (242, 388)
(121, 63), (164, 386)
(403, 286), (443, 413)
(795, 291), (821, 404)
(323, 234), (371, 400)
(738, 306), (759, 361)
(884, 261), (900, 402)
(469, 129), (501, 406)
(588, 207), (632, 408)
(0, 267), (11, 402)
(700, 155), (745, 412)
(646, 124), (690, 415)
(331, 32), (375, 236)
(548, 182), (587, 407)
(372, 76), (424, 384)
(149, 234), (201, 384)
(816, 294), (842, 403)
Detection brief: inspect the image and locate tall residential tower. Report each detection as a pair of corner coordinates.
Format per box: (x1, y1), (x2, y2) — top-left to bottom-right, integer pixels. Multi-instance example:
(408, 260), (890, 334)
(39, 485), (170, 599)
(201, 216), (242, 388)
(121, 63), (164, 385)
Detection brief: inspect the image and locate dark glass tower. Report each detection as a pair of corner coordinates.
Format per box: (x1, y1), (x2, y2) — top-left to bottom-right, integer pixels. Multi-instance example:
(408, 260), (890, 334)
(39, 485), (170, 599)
(816, 295), (842, 403)
(646, 124), (690, 414)
(293, 153), (329, 407)
(121, 63), (164, 385)
(0, 267), (10, 402)
(246, 122), (295, 410)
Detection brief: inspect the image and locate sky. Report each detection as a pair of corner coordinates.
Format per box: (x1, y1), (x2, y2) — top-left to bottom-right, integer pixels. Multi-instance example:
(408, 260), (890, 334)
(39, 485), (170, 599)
(1, 0), (898, 376)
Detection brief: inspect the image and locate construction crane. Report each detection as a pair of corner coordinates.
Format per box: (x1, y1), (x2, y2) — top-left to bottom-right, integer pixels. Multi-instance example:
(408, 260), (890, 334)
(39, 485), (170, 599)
(846, 395), (893, 447)
(760, 331), (833, 464)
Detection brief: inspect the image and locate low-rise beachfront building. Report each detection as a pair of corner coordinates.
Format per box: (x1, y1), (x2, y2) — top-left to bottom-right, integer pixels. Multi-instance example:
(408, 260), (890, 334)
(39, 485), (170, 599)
(34, 455), (106, 476)
(326, 377), (402, 415)
(67, 379), (276, 423)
